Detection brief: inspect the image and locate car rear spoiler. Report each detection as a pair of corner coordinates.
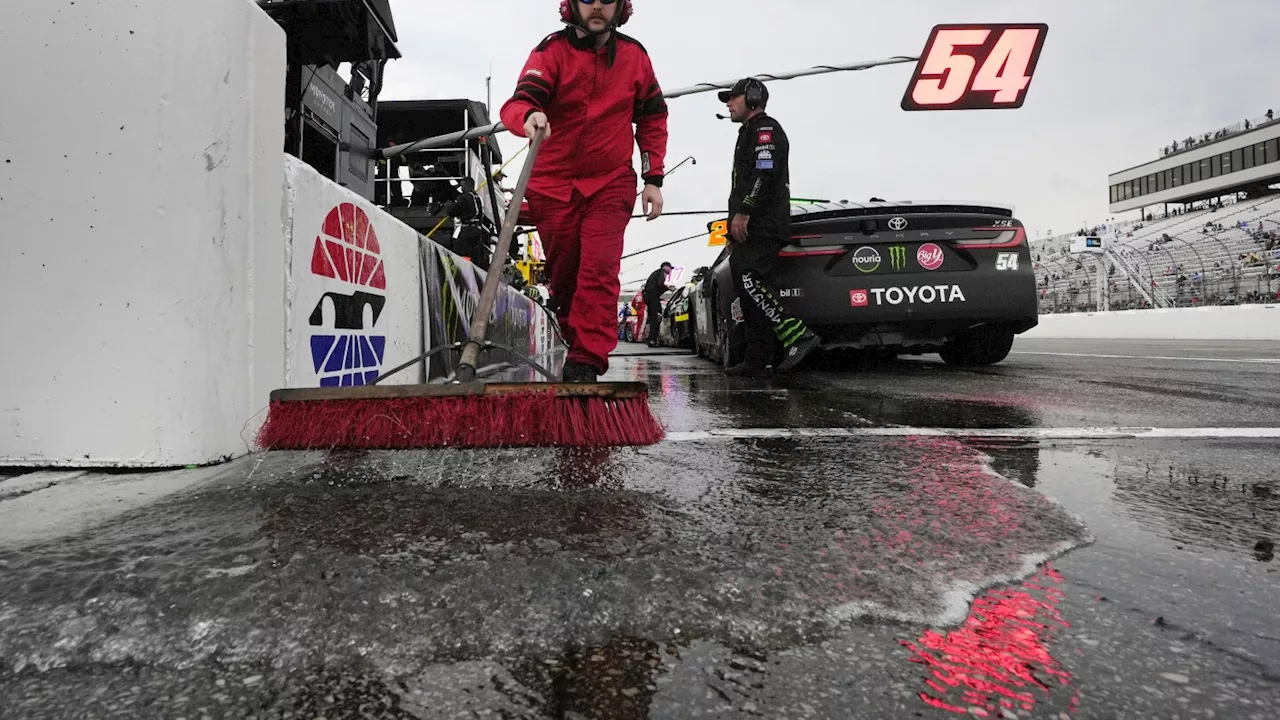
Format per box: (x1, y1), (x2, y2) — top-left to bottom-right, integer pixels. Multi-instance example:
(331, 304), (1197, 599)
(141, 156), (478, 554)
(789, 209), (1024, 247)
(789, 203), (1016, 222)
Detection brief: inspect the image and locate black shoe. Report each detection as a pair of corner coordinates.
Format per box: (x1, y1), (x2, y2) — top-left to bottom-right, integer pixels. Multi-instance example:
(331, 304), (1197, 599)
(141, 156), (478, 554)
(561, 360), (599, 383)
(725, 360), (774, 377)
(776, 332), (822, 372)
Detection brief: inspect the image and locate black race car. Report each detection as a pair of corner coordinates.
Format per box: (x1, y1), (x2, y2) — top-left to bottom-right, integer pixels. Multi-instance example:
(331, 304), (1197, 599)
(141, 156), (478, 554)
(691, 201), (1038, 367)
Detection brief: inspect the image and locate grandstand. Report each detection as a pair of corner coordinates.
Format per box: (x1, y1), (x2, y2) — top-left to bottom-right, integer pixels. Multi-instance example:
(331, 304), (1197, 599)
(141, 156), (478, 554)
(1032, 108), (1280, 314)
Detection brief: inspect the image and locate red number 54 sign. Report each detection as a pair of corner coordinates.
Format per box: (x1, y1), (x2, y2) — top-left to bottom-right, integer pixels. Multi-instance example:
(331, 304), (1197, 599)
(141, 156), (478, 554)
(901, 24), (1048, 111)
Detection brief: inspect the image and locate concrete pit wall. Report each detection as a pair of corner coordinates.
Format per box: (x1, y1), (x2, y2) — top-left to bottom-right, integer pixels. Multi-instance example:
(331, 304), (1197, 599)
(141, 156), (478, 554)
(1022, 304), (1279, 341)
(0, 0), (561, 467)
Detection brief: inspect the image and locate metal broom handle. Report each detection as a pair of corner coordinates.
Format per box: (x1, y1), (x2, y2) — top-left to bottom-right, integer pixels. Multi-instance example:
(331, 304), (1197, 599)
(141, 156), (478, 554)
(454, 125), (547, 382)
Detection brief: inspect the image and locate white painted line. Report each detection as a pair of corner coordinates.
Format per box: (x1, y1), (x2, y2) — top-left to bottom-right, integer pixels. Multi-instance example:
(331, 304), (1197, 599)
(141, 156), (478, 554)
(1011, 351), (1280, 364)
(665, 427), (1280, 442)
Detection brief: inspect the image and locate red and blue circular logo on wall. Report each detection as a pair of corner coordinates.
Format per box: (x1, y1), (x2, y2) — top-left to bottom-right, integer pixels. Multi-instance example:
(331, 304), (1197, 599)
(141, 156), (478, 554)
(308, 203), (387, 386)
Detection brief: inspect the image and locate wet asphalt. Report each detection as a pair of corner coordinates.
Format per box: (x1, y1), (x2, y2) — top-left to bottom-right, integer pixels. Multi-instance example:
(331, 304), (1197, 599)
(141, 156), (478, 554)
(2, 337), (1279, 719)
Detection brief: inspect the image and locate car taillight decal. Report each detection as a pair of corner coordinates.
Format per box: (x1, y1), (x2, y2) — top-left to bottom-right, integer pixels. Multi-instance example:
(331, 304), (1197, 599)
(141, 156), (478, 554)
(951, 227), (1025, 249)
(779, 247), (845, 257)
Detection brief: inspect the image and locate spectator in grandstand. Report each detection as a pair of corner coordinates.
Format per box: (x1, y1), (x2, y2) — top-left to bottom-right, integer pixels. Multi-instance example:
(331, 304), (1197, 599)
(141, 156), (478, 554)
(1268, 109), (1274, 122)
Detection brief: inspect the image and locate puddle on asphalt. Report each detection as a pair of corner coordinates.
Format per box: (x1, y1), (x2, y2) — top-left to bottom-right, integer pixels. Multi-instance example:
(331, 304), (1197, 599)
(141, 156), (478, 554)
(0, 436), (1089, 712)
(4, 435), (1278, 717)
(1110, 443), (1280, 559)
(985, 439), (1280, 564)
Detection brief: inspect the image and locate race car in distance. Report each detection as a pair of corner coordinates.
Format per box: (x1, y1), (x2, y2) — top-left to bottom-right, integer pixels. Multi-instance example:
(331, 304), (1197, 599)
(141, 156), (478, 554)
(690, 201), (1038, 367)
(654, 281), (698, 349)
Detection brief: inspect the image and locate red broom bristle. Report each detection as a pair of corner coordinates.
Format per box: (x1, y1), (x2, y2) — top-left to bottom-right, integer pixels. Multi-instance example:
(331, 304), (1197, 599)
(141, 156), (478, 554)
(256, 388), (665, 450)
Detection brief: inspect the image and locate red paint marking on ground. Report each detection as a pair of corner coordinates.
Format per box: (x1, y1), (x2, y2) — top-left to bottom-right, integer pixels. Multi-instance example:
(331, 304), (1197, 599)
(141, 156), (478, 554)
(900, 564), (1078, 715)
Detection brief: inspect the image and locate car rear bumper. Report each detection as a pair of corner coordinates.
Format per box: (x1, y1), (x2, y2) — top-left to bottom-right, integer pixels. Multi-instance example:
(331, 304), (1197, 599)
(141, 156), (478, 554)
(771, 268), (1039, 347)
(810, 316), (1037, 351)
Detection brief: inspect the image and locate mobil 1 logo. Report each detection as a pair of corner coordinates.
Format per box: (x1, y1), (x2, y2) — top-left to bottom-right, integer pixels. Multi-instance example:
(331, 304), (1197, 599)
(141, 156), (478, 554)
(852, 246), (881, 273)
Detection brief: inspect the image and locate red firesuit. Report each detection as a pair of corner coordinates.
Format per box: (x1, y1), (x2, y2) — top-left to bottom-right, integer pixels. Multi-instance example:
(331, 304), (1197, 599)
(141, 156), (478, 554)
(500, 28), (668, 375)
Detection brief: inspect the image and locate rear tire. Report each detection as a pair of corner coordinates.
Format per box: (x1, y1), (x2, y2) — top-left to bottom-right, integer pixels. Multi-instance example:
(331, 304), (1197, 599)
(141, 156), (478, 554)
(939, 326), (1015, 366)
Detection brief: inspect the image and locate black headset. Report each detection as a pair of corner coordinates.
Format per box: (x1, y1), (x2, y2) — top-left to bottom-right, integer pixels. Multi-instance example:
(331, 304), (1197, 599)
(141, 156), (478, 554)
(744, 78), (766, 109)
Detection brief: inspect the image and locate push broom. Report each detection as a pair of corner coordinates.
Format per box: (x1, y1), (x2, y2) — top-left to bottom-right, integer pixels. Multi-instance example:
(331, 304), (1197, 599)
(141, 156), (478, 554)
(256, 127), (664, 450)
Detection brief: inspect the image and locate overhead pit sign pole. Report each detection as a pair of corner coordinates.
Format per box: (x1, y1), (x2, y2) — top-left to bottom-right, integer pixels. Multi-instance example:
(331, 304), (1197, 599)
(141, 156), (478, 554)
(378, 55), (920, 158)
(380, 22), (1048, 159)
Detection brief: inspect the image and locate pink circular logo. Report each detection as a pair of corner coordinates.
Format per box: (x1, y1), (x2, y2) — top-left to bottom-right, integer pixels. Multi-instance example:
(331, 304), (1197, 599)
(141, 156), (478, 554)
(917, 243), (944, 270)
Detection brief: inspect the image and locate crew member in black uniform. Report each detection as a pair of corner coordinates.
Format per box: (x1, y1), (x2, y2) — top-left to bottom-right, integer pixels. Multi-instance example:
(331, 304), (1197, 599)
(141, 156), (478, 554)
(442, 177), (498, 269)
(642, 261), (673, 346)
(720, 77), (821, 375)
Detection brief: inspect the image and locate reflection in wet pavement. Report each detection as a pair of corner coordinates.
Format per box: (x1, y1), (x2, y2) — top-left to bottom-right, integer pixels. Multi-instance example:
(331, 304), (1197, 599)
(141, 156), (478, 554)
(901, 564), (1077, 717)
(644, 358), (1047, 433)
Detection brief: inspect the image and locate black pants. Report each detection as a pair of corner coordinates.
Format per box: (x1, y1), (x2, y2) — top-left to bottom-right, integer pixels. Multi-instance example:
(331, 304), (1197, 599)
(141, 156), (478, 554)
(455, 224), (492, 270)
(644, 293), (662, 343)
(729, 233), (809, 364)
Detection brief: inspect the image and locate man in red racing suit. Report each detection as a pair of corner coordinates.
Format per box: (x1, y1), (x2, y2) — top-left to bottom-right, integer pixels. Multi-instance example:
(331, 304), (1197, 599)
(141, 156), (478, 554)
(500, 0), (667, 382)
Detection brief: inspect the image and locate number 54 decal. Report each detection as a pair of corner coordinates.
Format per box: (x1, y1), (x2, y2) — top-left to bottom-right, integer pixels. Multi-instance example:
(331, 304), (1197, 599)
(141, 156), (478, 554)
(996, 253), (1019, 270)
(901, 24), (1048, 111)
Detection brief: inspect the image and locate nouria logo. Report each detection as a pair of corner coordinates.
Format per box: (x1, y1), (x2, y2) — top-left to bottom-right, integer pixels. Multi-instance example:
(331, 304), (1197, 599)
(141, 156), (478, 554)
(309, 203), (387, 387)
(852, 246), (881, 273)
(917, 242), (944, 270)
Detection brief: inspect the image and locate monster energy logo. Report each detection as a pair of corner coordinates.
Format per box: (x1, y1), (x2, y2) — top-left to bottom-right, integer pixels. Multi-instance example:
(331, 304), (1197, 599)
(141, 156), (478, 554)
(741, 272), (807, 346)
(740, 273), (785, 325)
(888, 245), (908, 270)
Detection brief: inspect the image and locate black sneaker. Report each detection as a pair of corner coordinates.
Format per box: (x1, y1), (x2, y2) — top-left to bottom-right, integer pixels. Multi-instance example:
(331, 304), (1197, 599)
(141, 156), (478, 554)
(724, 360), (774, 377)
(561, 360), (599, 383)
(776, 332), (822, 372)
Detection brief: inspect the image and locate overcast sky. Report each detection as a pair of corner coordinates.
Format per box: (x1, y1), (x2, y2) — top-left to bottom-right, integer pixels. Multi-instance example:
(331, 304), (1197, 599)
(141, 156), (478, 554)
(377, 0), (1280, 288)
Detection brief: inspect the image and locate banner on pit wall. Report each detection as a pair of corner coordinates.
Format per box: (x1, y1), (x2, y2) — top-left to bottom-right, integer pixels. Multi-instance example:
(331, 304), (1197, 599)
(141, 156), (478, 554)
(419, 241), (564, 379)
